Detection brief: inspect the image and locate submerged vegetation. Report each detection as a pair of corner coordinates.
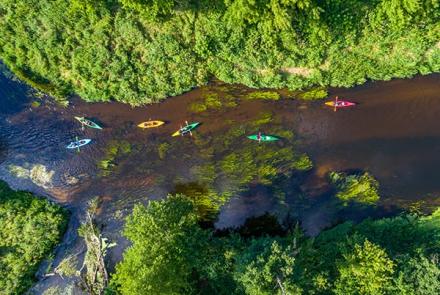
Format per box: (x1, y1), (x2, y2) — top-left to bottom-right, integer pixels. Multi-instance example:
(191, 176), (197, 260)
(330, 171), (380, 205)
(0, 181), (67, 295)
(0, 1), (438, 105)
(97, 140), (132, 177)
(110, 195), (440, 295)
(190, 120), (312, 205)
(9, 163), (55, 189)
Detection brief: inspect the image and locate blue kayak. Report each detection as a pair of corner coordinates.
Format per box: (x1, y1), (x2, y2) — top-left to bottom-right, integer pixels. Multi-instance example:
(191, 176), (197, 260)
(67, 139), (92, 149)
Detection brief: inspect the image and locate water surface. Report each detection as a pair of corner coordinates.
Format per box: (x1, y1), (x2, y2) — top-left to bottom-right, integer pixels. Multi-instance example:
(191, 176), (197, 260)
(0, 72), (439, 241)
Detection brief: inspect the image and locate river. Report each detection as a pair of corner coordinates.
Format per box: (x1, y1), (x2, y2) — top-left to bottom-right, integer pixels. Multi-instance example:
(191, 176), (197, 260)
(0, 68), (439, 286)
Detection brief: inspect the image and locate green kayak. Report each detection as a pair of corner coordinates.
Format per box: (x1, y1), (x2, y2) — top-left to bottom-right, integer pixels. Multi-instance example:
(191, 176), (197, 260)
(247, 133), (280, 142)
(75, 116), (102, 129)
(172, 122), (201, 136)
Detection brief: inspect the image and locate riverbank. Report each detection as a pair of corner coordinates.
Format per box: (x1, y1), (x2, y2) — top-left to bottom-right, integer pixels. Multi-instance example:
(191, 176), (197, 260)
(0, 181), (67, 294)
(0, 1), (439, 105)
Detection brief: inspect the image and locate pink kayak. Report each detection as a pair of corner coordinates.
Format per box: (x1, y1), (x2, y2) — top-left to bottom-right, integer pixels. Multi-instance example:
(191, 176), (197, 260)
(325, 96), (356, 108)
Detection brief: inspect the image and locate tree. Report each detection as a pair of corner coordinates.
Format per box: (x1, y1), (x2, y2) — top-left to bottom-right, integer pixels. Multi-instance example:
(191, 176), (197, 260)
(0, 181), (67, 295)
(118, 0), (183, 19)
(111, 195), (209, 295)
(394, 254), (440, 295)
(334, 239), (394, 295)
(224, 0), (320, 31)
(234, 237), (302, 294)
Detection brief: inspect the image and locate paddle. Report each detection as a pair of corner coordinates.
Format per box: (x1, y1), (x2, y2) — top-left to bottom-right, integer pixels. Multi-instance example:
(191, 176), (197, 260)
(186, 121), (193, 137)
(75, 136), (80, 153)
(334, 96), (338, 112)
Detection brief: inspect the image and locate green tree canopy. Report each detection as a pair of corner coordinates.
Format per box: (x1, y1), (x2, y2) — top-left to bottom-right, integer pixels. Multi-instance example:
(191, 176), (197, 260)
(334, 239), (395, 295)
(111, 195), (210, 295)
(0, 181), (67, 295)
(234, 237), (302, 294)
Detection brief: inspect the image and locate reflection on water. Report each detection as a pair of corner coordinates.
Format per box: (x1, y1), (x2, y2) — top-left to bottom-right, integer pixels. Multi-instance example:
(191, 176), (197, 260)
(0, 70), (439, 238)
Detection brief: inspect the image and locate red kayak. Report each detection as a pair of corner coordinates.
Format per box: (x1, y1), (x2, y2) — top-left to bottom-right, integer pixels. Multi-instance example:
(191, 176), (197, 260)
(325, 96), (356, 110)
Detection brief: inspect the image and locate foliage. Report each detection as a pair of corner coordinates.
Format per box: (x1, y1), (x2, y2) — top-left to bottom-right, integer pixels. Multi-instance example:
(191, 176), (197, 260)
(334, 239), (395, 295)
(111, 195), (211, 294)
(111, 196), (440, 295)
(0, 1), (438, 105)
(0, 181), (67, 295)
(394, 253), (440, 295)
(234, 237), (302, 294)
(55, 255), (78, 278)
(330, 171), (380, 205)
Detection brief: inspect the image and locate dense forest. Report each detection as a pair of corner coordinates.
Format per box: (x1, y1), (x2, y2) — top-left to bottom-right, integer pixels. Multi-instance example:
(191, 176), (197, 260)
(0, 0), (438, 105)
(110, 195), (440, 295)
(0, 181), (67, 294)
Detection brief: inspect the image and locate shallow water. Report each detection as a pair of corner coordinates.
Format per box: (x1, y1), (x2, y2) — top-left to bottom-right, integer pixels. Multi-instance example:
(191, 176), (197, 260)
(0, 70), (439, 242)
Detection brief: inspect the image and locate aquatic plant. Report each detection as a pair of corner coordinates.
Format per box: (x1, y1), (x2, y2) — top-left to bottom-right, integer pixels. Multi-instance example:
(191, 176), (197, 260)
(30, 100), (41, 108)
(97, 140), (132, 177)
(189, 91), (238, 113)
(172, 182), (227, 222)
(293, 154), (313, 171)
(250, 112), (273, 127)
(157, 142), (171, 160)
(192, 119), (313, 200)
(9, 163), (55, 189)
(297, 88), (328, 100)
(245, 91), (280, 101)
(329, 171), (380, 205)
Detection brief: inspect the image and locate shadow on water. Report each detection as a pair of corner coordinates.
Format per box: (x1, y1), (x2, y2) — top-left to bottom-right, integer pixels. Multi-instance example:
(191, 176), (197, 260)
(0, 63), (32, 115)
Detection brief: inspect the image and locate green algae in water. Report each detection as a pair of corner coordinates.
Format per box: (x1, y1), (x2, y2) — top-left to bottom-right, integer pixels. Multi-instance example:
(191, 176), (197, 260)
(98, 140), (132, 177)
(172, 182), (227, 222)
(245, 91), (280, 101)
(297, 87), (328, 100)
(192, 121), (313, 197)
(31, 100), (41, 108)
(330, 171), (380, 205)
(189, 91), (238, 113)
(251, 112), (273, 127)
(158, 142), (171, 160)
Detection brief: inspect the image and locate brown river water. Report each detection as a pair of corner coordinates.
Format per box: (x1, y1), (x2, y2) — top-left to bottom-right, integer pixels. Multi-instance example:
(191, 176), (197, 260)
(0, 68), (440, 287)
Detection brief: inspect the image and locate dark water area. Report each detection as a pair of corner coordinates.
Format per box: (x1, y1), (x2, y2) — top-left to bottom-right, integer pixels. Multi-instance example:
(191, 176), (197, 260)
(0, 69), (439, 280)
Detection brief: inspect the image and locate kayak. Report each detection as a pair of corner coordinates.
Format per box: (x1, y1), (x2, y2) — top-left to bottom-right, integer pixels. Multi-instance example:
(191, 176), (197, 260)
(172, 122), (201, 136)
(75, 116), (102, 129)
(325, 100), (356, 108)
(138, 120), (165, 129)
(247, 134), (280, 142)
(66, 139), (92, 149)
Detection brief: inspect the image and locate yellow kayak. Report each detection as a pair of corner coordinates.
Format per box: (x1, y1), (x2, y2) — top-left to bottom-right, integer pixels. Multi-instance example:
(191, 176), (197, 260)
(137, 120), (165, 129)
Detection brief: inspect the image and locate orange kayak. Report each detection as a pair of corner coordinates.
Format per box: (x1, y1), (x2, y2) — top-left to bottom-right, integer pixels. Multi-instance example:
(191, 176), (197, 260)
(138, 120), (165, 129)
